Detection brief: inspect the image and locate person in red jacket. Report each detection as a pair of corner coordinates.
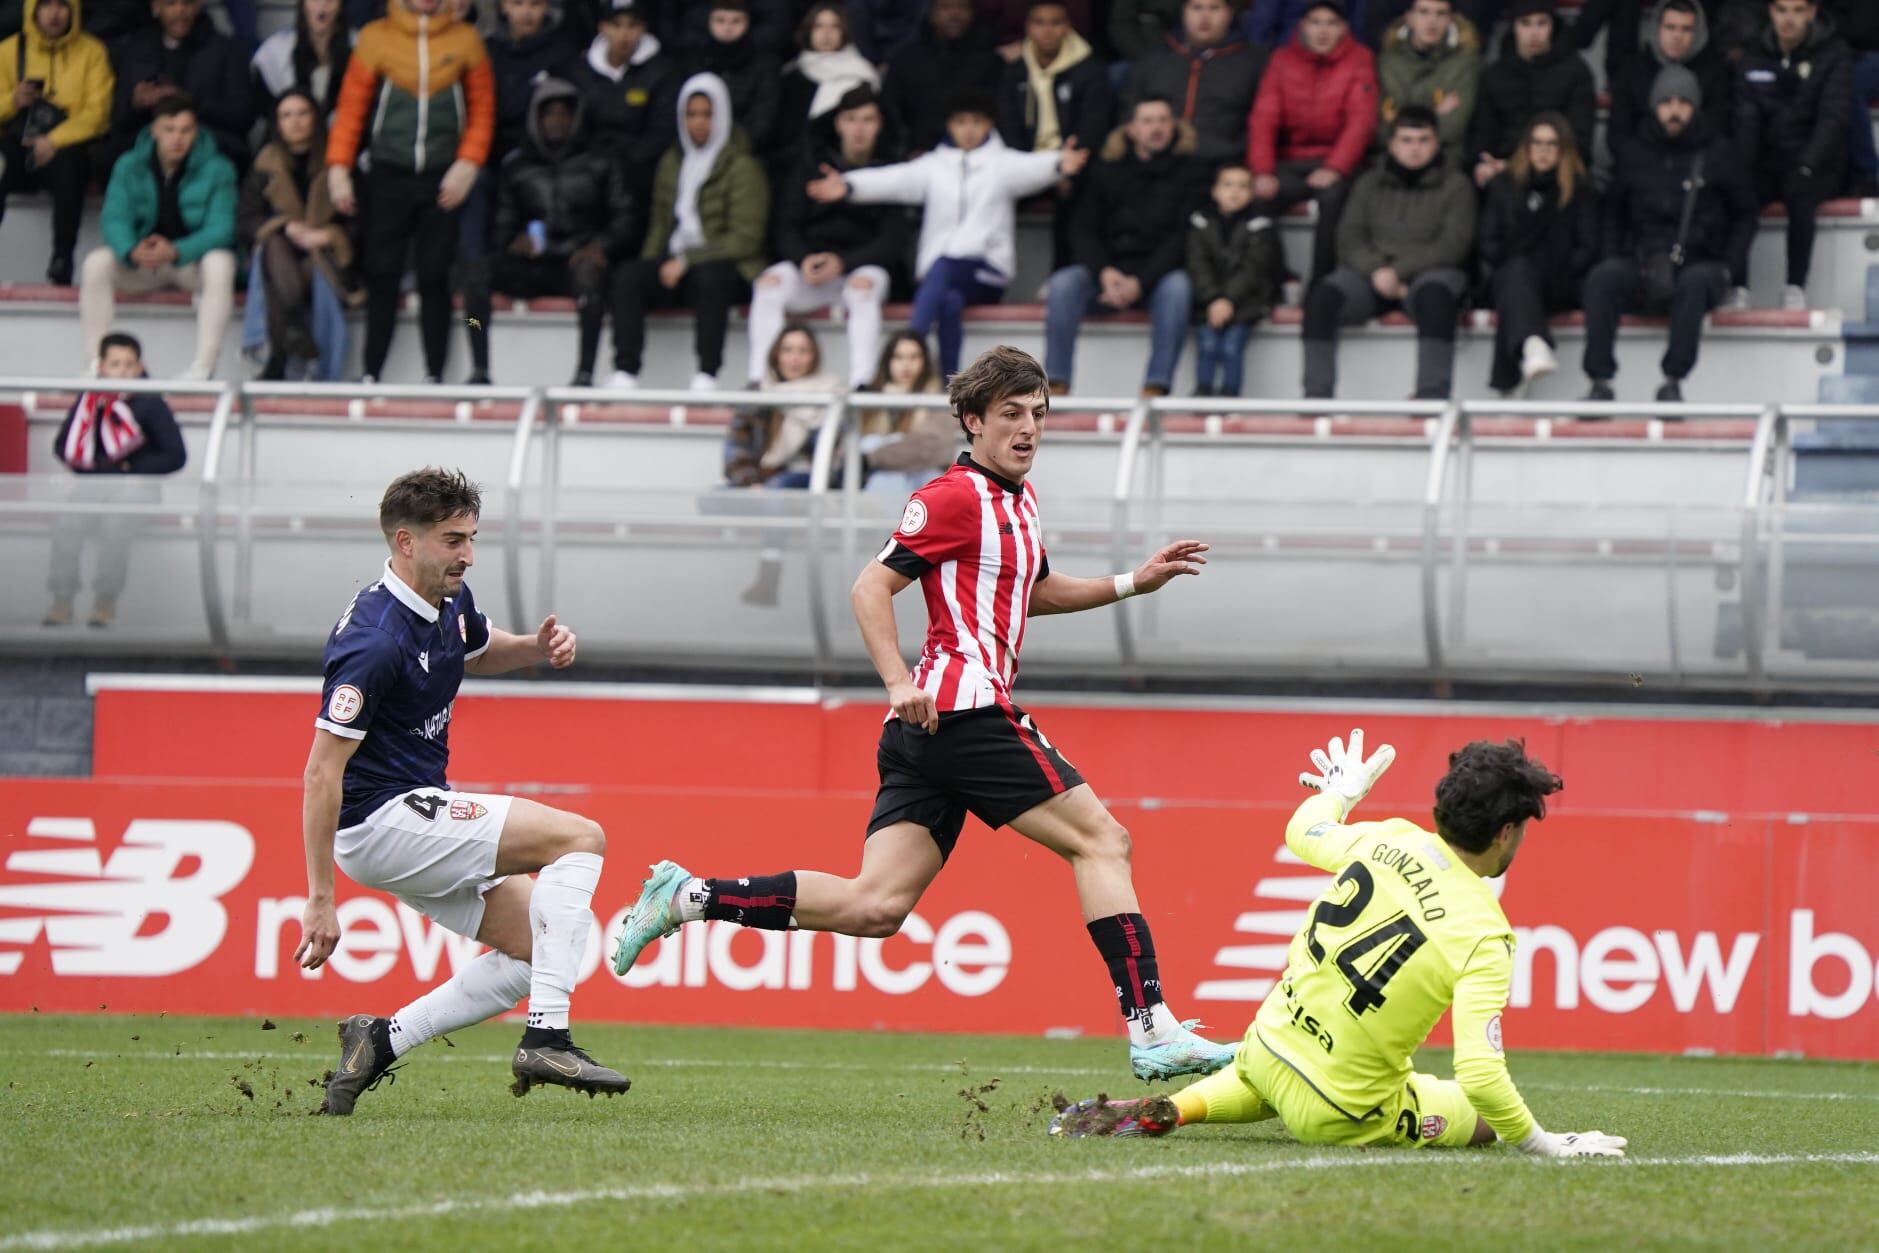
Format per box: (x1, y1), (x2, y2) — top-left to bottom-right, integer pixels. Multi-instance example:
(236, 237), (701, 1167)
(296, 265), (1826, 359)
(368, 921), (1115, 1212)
(1245, 0), (1378, 281)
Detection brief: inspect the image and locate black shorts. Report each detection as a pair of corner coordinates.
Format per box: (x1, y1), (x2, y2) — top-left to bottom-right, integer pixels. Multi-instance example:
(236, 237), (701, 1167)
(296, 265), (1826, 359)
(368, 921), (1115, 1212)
(865, 703), (1085, 861)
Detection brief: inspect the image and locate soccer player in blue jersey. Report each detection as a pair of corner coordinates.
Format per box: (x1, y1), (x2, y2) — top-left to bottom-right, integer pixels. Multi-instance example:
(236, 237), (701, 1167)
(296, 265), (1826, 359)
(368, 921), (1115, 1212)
(1050, 732), (1627, 1159)
(297, 467), (630, 1113)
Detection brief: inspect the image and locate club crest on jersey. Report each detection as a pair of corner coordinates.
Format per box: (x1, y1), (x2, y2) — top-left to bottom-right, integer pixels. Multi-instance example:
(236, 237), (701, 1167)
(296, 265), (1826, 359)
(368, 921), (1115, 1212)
(449, 799), (487, 821)
(1421, 1114), (1448, 1141)
(1486, 1013), (1504, 1052)
(899, 498), (928, 536)
(327, 684), (363, 723)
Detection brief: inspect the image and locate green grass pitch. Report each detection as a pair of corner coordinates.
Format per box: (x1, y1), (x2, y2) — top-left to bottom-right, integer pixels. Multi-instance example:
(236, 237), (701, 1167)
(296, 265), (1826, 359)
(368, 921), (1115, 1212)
(1, 1014), (1875, 1251)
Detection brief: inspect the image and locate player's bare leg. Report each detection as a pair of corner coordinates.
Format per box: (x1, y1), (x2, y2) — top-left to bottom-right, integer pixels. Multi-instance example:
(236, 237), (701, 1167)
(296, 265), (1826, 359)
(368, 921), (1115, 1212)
(1007, 784), (1237, 1080)
(610, 823), (944, 976)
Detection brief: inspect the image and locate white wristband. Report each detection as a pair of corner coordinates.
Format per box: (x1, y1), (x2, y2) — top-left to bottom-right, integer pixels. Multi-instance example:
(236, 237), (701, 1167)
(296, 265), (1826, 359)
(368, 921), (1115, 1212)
(1113, 572), (1137, 601)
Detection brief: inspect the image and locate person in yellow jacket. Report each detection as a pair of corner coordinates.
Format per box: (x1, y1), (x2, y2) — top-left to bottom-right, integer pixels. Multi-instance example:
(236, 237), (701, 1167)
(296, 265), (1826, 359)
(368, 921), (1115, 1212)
(0, 0), (113, 284)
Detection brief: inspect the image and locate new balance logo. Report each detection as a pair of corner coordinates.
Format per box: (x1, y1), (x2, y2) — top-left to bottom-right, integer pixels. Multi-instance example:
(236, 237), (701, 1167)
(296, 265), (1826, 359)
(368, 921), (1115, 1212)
(0, 817), (255, 977)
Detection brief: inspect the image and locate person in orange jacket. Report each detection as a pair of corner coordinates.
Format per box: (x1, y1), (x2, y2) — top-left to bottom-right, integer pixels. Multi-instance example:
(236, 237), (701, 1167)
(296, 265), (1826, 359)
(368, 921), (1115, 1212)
(325, 0), (494, 382)
(0, 0), (114, 284)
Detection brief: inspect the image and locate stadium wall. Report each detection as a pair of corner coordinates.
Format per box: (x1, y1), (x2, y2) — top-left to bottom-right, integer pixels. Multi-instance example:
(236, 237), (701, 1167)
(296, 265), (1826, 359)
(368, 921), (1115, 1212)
(3, 681), (1876, 1060)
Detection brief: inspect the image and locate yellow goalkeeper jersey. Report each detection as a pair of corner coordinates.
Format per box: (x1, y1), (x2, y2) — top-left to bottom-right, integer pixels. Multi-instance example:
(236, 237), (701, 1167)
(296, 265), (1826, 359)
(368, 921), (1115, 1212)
(1248, 791), (1538, 1144)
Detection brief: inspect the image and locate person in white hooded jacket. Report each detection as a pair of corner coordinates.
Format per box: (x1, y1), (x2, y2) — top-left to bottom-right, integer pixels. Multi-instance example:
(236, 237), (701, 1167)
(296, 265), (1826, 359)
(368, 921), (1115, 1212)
(806, 86), (1088, 377)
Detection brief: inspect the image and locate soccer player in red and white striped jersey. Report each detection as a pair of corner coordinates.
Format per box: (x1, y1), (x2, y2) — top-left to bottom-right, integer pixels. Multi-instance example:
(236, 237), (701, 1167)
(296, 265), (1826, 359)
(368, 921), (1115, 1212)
(611, 346), (1235, 1079)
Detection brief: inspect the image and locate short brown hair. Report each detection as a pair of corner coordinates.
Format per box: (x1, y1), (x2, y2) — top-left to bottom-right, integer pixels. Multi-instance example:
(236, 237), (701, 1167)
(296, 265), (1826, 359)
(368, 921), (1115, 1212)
(948, 345), (1047, 439)
(379, 467), (482, 539)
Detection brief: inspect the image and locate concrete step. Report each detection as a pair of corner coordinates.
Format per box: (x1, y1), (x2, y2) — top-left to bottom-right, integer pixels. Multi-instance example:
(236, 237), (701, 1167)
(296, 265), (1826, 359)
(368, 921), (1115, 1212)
(0, 283), (1842, 402)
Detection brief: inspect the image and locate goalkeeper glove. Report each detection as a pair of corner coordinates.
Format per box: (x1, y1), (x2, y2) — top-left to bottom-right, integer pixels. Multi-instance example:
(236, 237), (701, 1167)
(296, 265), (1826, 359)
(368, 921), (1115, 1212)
(1298, 728), (1395, 816)
(1518, 1128), (1628, 1159)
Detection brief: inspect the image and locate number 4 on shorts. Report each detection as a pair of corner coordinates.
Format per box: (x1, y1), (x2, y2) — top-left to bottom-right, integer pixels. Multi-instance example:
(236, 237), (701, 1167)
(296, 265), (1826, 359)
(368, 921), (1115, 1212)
(403, 793), (445, 821)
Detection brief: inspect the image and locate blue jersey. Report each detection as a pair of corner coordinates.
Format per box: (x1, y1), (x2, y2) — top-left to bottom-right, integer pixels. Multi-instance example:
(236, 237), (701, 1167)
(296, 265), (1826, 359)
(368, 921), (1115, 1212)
(315, 561), (491, 827)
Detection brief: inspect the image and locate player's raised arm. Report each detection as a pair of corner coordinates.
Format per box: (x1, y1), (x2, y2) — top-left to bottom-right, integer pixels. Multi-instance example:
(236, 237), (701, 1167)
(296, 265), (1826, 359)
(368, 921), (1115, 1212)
(851, 559), (936, 732)
(1285, 729), (1396, 870)
(1028, 540), (1209, 616)
(1452, 937), (1626, 1158)
(297, 728), (362, 970)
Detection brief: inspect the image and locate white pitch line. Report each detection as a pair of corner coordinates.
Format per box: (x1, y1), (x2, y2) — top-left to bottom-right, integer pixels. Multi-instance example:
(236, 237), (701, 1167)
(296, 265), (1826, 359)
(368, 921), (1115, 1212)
(2, 1152), (1875, 1251)
(27, 1050), (1879, 1101)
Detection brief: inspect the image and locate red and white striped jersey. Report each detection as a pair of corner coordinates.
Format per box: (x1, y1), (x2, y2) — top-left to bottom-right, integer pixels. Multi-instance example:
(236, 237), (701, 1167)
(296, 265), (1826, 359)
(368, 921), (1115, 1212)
(875, 454), (1051, 714)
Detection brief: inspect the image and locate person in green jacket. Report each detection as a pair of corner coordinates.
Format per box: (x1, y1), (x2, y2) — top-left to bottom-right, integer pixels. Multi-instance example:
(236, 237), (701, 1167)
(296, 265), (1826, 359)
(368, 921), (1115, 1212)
(608, 71), (768, 391)
(1302, 104), (1476, 399)
(1376, 0), (1479, 167)
(78, 93), (237, 379)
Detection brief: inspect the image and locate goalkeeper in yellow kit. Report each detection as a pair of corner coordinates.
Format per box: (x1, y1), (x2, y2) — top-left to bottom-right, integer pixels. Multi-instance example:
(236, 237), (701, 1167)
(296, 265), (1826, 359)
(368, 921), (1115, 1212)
(1050, 732), (1627, 1159)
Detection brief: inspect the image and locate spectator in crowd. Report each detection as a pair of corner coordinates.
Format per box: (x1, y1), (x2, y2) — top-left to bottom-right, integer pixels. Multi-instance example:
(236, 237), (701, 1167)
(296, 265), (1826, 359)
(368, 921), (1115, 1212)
(843, 0), (926, 63)
(1364, 0), (1501, 46)
(45, 332), (186, 629)
(1609, 0), (1733, 151)
(1735, 0), (1850, 309)
(1126, 0), (1268, 167)
(611, 72), (767, 389)
(856, 331), (952, 495)
(239, 88), (355, 380)
(811, 86), (1088, 377)
(726, 323), (841, 605)
(250, 0), (351, 124)
(1244, 0), (1348, 46)
(1111, 0), (1183, 62)
(1042, 95), (1208, 396)
(576, 0), (677, 240)
(975, 0), (1094, 57)
(106, 0), (248, 172)
(1302, 105), (1474, 398)
(749, 84), (906, 387)
(726, 324), (838, 489)
(1829, 0), (1878, 194)
(684, 0), (779, 151)
(662, 0), (791, 59)
(0, 0), (112, 284)
(1477, 112), (1595, 393)
(878, 0), (1002, 154)
(80, 95), (236, 377)
(1247, 0), (1378, 281)
(485, 0), (578, 168)
(1187, 161), (1283, 395)
(774, 2), (879, 178)
(460, 78), (633, 384)
(997, 0), (1109, 265)
(1582, 65), (1757, 401)
(1376, 0), (1479, 166)
(1469, 0), (1595, 187)
(1575, 0), (1725, 80)
(325, 0), (494, 383)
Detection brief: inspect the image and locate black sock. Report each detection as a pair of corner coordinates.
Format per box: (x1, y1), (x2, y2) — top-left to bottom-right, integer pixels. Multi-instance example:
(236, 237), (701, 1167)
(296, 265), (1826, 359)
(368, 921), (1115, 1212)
(1086, 914), (1165, 1027)
(368, 1016), (395, 1065)
(704, 873), (798, 930)
(519, 1025), (572, 1050)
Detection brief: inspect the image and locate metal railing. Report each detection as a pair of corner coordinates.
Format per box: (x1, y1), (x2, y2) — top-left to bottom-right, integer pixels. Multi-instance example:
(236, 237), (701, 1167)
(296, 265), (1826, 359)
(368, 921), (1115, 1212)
(3, 378), (1874, 690)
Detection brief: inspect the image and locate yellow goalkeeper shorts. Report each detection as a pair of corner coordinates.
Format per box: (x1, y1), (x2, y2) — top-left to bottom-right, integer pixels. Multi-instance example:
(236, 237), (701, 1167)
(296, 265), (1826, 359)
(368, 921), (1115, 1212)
(1238, 1030), (1481, 1149)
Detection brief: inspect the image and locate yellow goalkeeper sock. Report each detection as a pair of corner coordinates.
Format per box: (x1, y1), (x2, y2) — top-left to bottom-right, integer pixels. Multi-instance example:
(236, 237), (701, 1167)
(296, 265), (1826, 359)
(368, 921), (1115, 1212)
(1172, 1066), (1277, 1126)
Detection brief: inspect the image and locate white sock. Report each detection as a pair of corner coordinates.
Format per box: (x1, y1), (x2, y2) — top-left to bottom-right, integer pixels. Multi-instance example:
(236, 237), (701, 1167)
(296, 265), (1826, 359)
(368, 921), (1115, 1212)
(388, 950), (532, 1057)
(1130, 1002), (1185, 1049)
(526, 850), (603, 1029)
(677, 876), (709, 923)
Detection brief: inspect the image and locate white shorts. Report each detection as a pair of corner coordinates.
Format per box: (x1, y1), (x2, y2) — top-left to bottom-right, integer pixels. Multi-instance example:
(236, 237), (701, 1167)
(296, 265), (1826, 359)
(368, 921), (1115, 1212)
(335, 788), (514, 938)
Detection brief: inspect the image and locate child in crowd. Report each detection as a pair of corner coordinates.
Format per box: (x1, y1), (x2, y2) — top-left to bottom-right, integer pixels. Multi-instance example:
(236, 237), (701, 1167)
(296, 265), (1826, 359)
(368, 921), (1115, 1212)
(1186, 162), (1282, 397)
(805, 87), (1088, 377)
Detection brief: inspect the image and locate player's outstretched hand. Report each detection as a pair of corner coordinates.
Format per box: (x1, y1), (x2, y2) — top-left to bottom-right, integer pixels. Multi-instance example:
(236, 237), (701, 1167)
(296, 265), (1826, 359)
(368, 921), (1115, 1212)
(889, 678), (939, 735)
(1298, 727), (1395, 812)
(537, 614), (577, 668)
(1133, 540), (1209, 593)
(294, 897), (341, 971)
(1519, 1128), (1627, 1159)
